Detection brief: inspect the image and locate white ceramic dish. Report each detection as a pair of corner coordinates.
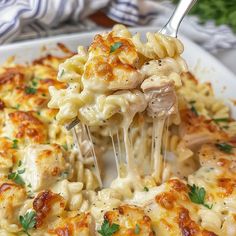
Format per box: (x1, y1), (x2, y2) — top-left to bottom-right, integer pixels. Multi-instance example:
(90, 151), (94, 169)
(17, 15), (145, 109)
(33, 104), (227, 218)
(0, 27), (235, 118)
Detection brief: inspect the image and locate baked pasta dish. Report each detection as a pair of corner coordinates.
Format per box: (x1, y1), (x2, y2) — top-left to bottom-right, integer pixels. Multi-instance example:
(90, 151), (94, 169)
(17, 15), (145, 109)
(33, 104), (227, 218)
(0, 25), (236, 236)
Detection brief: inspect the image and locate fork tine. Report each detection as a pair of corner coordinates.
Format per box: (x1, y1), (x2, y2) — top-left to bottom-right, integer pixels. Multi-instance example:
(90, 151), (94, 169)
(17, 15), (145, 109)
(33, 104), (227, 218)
(66, 117), (80, 131)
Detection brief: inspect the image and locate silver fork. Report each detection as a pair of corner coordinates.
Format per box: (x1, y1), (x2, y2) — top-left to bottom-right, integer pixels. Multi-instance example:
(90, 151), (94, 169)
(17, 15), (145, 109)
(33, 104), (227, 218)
(66, 0), (197, 187)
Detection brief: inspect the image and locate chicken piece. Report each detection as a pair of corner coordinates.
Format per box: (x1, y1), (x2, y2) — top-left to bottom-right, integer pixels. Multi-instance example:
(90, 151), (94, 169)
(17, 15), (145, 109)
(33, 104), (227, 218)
(83, 32), (143, 92)
(198, 143), (236, 169)
(140, 57), (187, 88)
(0, 180), (27, 231)
(179, 109), (228, 150)
(47, 213), (95, 236)
(33, 190), (66, 229)
(129, 179), (217, 236)
(21, 144), (69, 191)
(0, 138), (15, 177)
(103, 205), (154, 236)
(3, 110), (48, 144)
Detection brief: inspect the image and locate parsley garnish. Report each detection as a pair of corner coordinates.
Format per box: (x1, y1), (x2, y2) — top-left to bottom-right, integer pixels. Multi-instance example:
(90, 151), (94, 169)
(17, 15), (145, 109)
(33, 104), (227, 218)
(188, 184), (213, 209)
(32, 80), (37, 87)
(19, 210), (36, 236)
(25, 87), (37, 95)
(134, 224), (140, 234)
(59, 69), (65, 78)
(110, 42), (122, 53)
(98, 219), (120, 236)
(8, 160), (25, 185)
(12, 139), (18, 149)
(189, 101), (198, 116)
(8, 170), (25, 185)
(212, 118), (229, 123)
(62, 144), (68, 151)
(144, 186), (149, 192)
(215, 143), (234, 154)
(60, 170), (69, 179)
(13, 104), (20, 110)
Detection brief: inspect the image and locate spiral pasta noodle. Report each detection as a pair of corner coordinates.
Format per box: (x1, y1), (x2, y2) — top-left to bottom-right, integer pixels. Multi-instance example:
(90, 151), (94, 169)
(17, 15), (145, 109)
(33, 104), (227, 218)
(132, 32), (184, 60)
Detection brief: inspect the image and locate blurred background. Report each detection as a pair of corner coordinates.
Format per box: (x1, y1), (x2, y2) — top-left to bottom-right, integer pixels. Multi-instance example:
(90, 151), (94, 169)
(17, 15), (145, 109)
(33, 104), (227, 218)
(0, 0), (235, 74)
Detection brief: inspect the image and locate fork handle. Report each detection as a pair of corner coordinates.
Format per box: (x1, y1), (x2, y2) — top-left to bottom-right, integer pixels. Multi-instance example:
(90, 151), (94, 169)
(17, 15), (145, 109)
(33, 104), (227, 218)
(160, 0), (197, 37)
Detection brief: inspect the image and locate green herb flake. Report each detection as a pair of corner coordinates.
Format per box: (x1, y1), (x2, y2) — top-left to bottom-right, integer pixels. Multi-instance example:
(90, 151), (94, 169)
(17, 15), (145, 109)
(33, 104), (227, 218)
(32, 80), (37, 87)
(18, 160), (22, 167)
(62, 144), (68, 151)
(8, 172), (25, 185)
(42, 93), (46, 97)
(36, 111), (41, 116)
(19, 210), (36, 236)
(134, 224), (141, 234)
(213, 118), (229, 123)
(12, 139), (18, 149)
(25, 87), (37, 95)
(13, 104), (20, 110)
(98, 219), (120, 236)
(190, 105), (198, 116)
(144, 186), (149, 192)
(60, 171), (69, 179)
(110, 42), (122, 53)
(18, 168), (25, 174)
(215, 143), (234, 154)
(188, 184), (213, 209)
(59, 69), (65, 78)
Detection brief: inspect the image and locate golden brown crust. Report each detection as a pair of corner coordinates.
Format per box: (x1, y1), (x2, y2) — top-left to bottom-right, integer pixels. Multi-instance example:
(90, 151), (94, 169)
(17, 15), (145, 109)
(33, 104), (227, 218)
(33, 190), (65, 228)
(178, 207), (217, 236)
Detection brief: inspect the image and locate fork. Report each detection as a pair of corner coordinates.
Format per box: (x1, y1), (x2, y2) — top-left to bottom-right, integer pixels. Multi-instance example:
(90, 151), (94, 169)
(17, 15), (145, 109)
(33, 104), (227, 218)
(66, 0), (198, 187)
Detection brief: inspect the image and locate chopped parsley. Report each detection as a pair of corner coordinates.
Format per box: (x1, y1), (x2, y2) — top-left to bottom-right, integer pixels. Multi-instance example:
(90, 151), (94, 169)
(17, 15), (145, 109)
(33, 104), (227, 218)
(12, 139), (18, 149)
(212, 118), (229, 123)
(13, 104), (20, 110)
(144, 186), (149, 192)
(98, 219), (120, 236)
(42, 93), (47, 97)
(8, 170), (25, 185)
(59, 69), (65, 78)
(25, 86), (37, 95)
(60, 170), (69, 179)
(31, 80), (37, 87)
(215, 142), (234, 154)
(188, 184), (213, 209)
(8, 160), (25, 185)
(62, 144), (68, 151)
(19, 210), (36, 236)
(110, 42), (122, 53)
(189, 101), (198, 116)
(134, 224), (141, 234)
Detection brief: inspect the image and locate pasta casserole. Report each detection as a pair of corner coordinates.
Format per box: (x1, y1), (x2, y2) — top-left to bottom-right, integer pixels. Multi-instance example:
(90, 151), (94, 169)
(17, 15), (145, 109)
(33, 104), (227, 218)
(0, 25), (235, 236)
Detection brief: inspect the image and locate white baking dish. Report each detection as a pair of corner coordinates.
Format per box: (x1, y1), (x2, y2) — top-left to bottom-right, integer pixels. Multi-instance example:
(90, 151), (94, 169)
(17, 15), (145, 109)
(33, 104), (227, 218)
(0, 27), (235, 118)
